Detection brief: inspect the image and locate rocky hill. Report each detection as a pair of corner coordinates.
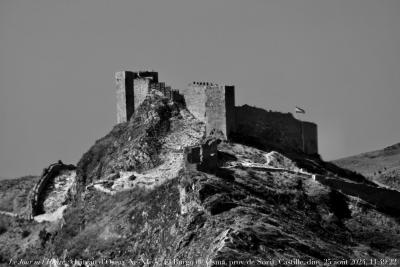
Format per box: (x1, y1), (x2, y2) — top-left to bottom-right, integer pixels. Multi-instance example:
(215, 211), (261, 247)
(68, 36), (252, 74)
(1, 91), (400, 266)
(333, 143), (400, 191)
(0, 176), (39, 214)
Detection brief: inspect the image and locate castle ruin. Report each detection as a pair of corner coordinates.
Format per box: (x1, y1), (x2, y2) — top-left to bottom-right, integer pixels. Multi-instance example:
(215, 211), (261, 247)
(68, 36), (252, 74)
(115, 71), (183, 123)
(115, 70), (318, 155)
(181, 82), (235, 138)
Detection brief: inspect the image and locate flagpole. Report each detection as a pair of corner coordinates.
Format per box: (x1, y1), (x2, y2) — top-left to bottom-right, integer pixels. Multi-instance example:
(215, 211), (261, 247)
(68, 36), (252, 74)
(301, 119), (305, 152)
(295, 107), (306, 153)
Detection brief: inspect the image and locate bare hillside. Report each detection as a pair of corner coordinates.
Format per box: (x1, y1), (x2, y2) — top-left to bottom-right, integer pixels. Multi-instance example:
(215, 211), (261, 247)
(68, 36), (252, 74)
(333, 143), (400, 191)
(1, 92), (400, 266)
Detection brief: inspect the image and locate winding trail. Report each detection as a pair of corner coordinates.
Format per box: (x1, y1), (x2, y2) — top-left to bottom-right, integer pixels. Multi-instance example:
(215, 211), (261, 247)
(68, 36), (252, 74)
(222, 161), (316, 179)
(0, 210), (19, 218)
(227, 160), (400, 217)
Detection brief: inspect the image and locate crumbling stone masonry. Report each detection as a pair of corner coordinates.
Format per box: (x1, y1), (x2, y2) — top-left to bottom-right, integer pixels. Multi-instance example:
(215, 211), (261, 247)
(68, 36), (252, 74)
(184, 138), (221, 173)
(115, 70), (318, 155)
(235, 105), (319, 155)
(182, 82), (236, 139)
(27, 162), (76, 218)
(115, 70), (181, 123)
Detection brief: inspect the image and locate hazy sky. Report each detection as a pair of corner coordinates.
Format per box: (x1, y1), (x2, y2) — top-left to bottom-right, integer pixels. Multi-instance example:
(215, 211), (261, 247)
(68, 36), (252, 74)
(1, 0), (400, 178)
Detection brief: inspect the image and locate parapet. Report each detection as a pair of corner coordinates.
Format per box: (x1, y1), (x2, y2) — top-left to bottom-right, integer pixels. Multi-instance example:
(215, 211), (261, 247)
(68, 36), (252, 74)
(190, 82), (218, 87)
(28, 161), (76, 218)
(233, 105), (319, 155)
(116, 71), (179, 123)
(115, 70), (318, 155)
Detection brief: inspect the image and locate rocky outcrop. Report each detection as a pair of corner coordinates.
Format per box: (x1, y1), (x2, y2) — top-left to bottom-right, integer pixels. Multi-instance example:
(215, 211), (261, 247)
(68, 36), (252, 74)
(0, 175), (39, 217)
(3, 87), (400, 264)
(76, 90), (204, 194)
(26, 141), (400, 264)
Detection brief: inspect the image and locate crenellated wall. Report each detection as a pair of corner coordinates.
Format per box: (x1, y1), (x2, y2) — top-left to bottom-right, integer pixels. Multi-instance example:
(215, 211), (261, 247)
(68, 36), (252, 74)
(116, 71), (176, 123)
(133, 78), (151, 113)
(115, 70), (318, 155)
(182, 82), (235, 139)
(234, 105), (318, 154)
(181, 82), (207, 122)
(27, 162), (76, 218)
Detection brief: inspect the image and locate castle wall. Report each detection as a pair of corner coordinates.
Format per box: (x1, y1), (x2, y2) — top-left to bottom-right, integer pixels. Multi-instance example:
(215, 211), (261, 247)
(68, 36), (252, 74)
(205, 85), (226, 137)
(182, 83), (207, 122)
(133, 78), (151, 113)
(303, 122), (318, 155)
(225, 86), (236, 136)
(115, 71), (135, 123)
(182, 83), (235, 139)
(183, 139), (220, 173)
(172, 89), (185, 104)
(115, 71), (317, 154)
(137, 71), (158, 83)
(234, 105), (318, 154)
(28, 162), (76, 218)
(116, 71), (159, 123)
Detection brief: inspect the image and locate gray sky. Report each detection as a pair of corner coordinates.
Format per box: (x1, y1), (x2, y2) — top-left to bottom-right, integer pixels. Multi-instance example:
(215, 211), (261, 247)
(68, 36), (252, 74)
(1, 0), (400, 178)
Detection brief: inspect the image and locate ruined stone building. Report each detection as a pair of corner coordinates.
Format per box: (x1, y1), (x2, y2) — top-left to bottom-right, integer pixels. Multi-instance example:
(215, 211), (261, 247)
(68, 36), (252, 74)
(115, 71), (181, 123)
(181, 82), (235, 138)
(115, 70), (318, 155)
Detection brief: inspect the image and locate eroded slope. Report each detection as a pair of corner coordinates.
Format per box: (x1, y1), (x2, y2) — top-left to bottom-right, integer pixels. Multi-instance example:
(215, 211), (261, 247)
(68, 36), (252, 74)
(2, 91), (400, 266)
(20, 144), (400, 266)
(334, 143), (400, 190)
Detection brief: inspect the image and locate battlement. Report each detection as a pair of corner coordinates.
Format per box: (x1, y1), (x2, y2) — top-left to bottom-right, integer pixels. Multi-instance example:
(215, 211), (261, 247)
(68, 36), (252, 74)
(190, 82), (219, 87)
(133, 70), (159, 82)
(115, 70), (318, 155)
(115, 71), (177, 123)
(182, 82), (235, 139)
(234, 105), (318, 154)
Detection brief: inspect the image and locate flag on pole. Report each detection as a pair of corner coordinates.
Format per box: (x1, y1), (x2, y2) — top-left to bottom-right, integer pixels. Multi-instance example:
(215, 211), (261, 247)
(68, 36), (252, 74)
(295, 106), (306, 114)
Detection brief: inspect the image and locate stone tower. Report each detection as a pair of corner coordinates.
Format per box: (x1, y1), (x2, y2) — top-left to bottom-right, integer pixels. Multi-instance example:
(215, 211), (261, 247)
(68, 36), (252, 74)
(181, 82), (236, 139)
(115, 71), (158, 123)
(114, 70), (317, 155)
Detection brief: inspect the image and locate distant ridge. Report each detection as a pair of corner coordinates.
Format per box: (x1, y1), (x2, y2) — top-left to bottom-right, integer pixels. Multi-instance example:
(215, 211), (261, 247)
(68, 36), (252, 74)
(333, 142), (400, 190)
(383, 142), (400, 152)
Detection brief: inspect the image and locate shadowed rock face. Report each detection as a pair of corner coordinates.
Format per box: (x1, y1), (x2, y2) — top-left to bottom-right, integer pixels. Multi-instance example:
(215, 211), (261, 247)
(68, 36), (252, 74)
(25, 142), (400, 264)
(76, 90), (205, 194)
(77, 91), (178, 188)
(117, 71), (318, 153)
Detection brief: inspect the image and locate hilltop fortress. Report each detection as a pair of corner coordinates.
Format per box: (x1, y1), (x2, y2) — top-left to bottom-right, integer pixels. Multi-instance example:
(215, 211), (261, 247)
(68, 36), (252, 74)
(10, 70), (318, 221)
(116, 70), (318, 155)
